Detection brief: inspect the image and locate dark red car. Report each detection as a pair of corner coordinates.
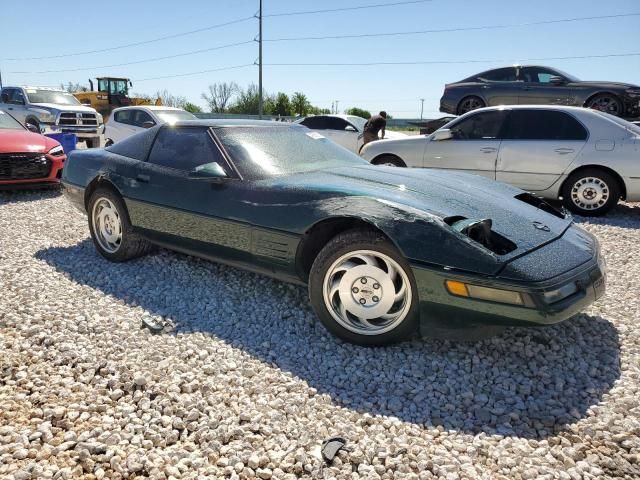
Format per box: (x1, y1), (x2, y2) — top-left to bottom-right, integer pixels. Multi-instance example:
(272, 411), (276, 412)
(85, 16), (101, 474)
(0, 110), (66, 188)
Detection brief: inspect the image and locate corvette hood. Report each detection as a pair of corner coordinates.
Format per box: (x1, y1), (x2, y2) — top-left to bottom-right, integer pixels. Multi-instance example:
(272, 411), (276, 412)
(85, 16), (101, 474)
(281, 165), (575, 259)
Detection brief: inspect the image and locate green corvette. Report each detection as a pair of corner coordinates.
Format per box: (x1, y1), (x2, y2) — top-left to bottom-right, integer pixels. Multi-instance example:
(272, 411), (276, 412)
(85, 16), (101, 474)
(61, 120), (606, 345)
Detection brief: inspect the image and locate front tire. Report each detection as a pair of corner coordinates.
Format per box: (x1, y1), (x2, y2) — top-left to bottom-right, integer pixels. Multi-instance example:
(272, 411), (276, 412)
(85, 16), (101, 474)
(585, 93), (623, 117)
(88, 188), (154, 262)
(561, 169), (620, 216)
(309, 229), (419, 346)
(457, 96), (486, 115)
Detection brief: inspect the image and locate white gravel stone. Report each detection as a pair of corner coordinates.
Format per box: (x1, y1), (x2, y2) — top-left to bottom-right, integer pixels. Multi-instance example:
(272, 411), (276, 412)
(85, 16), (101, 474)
(1, 190), (640, 479)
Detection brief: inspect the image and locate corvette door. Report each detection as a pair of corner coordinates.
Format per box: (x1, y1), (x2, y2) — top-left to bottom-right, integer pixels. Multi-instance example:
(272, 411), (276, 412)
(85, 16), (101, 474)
(423, 110), (507, 179)
(496, 109), (587, 191)
(124, 126), (255, 263)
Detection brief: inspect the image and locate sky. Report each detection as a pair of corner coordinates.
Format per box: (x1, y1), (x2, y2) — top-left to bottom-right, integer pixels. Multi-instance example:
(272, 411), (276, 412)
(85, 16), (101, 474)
(1, 0), (638, 118)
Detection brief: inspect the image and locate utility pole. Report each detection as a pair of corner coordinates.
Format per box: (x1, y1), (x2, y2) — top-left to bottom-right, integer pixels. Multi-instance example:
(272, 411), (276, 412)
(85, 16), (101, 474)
(420, 98), (424, 120)
(258, 0), (263, 118)
(0, 66), (3, 89)
(331, 102), (334, 114)
(335, 100), (339, 114)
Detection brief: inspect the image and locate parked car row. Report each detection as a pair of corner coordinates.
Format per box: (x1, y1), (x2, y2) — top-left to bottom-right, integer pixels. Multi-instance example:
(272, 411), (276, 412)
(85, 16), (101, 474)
(360, 105), (640, 216)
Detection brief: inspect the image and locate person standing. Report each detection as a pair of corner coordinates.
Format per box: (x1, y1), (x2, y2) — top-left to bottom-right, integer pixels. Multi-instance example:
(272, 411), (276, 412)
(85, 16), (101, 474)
(362, 111), (388, 146)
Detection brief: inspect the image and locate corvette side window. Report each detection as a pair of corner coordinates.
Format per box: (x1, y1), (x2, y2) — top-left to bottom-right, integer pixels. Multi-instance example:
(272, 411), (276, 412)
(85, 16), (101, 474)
(450, 111), (507, 140)
(148, 127), (226, 172)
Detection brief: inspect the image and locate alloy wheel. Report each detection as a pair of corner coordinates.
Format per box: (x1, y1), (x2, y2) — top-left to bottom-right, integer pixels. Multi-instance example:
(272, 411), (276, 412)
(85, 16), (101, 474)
(587, 95), (621, 115)
(92, 197), (123, 253)
(458, 97), (484, 114)
(322, 250), (412, 335)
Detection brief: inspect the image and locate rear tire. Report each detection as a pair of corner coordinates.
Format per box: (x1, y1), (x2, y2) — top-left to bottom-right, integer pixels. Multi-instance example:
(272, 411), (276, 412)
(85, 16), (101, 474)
(561, 168), (620, 216)
(309, 229), (419, 346)
(88, 188), (154, 262)
(456, 96), (486, 115)
(371, 155), (405, 167)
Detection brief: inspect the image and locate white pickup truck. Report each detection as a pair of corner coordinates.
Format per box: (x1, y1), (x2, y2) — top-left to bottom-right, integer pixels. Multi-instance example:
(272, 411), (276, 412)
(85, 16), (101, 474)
(0, 86), (104, 148)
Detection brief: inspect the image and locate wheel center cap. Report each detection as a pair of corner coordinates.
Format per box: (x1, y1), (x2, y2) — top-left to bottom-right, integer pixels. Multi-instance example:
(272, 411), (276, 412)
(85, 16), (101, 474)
(338, 265), (396, 320)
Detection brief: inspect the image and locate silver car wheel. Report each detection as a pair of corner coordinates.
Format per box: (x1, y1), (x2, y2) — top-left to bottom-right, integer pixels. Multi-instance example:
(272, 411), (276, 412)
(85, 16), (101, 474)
(92, 197), (123, 253)
(571, 177), (609, 211)
(322, 250), (412, 336)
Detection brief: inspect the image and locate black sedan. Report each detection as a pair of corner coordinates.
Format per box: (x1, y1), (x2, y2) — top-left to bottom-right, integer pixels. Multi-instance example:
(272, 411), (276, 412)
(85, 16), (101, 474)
(61, 121), (605, 345)
(440, 65), (640, 117)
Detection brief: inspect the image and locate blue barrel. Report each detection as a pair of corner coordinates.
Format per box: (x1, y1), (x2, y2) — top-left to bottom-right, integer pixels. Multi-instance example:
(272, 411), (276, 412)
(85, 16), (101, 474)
(45, 133), (77, 154)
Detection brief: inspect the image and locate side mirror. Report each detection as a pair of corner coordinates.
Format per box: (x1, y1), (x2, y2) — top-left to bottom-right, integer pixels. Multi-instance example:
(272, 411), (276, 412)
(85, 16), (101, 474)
(549, 76), (565, 85)
(345, 125), (357, 132)
(432, 129), (453, 141)
(188, 162), (228, 180)
(142, 121), (155, 129)
(26, 123), (40, 133)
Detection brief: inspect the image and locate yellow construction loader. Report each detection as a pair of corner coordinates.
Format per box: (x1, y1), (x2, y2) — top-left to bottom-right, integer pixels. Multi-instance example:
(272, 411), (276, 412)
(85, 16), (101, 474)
(73, 77), (161, 121)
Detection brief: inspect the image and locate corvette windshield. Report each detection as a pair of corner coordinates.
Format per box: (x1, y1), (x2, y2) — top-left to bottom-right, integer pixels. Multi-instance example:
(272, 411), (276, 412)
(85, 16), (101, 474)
(215, 125), (368, 178)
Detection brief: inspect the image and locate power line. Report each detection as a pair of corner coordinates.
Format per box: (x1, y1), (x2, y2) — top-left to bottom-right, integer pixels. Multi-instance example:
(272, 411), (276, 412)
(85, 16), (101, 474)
(134, 64), (254, 82)
(7, 41), (254, 75)
(2, 16), (255, 62)
(264, 0), (433, 17)
(265, 12), (640, 42)
(266, 52), (640, 67)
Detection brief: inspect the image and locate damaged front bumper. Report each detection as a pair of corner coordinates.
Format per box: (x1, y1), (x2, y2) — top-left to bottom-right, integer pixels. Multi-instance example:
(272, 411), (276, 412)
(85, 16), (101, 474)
(412, 253), (606, 335)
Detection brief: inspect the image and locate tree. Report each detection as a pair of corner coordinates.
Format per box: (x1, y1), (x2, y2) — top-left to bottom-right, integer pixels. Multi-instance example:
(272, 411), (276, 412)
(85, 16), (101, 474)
(155, 89), (187, 108)
(345, 107), (371, 119)
(201, 82), (238, 113)
(273, 92), (292, 116)
(183, 102), (202, 114)
(291, 92), (311, 116)
(60, 82), (88, 93)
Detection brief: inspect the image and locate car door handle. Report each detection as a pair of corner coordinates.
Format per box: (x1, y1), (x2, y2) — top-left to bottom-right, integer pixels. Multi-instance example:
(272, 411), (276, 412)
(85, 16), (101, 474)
(136, 174), (150, 183)
(480, 147), (497, 153)
(554, 148), (575, 155)
(521, 86), (532, 91)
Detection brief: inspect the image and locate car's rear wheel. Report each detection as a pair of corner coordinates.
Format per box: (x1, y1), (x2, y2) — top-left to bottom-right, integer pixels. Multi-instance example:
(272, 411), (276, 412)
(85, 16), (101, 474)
(561, 168), (620, 216)
(585, 93), (623, 117)
(372, 155), (405, 167)
(457, 96), (486, 115)
(88, 188), (154, 262)
(309, 229), (419, 346)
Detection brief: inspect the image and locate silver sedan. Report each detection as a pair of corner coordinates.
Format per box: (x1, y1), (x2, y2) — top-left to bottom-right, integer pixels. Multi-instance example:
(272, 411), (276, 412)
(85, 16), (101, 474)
(360, 105), (640, 215)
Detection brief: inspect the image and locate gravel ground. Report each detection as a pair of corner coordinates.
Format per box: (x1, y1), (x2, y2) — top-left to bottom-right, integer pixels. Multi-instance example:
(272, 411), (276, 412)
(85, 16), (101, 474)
(0, 189), (639, 480)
